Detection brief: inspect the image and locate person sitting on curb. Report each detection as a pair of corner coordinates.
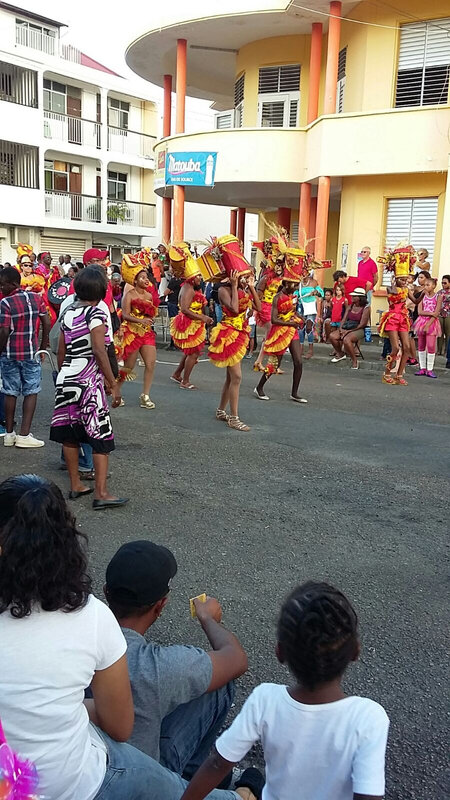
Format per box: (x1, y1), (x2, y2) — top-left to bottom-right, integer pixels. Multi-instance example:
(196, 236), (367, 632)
(104, 541), (248, 785)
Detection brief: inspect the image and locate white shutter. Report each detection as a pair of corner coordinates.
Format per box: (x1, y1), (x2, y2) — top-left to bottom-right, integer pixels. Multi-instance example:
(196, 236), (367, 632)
(40, 235), (88, 263)
(291, 221), (299, 241)
(385, 197), (438, 265)
(425, 19), (450, 67)
(336, 48), (347, 113)
(215, 112), (233, 129)
(396, 18), (450, 107)
(260, 99), (286, 127)
(398, 23), (427, 71)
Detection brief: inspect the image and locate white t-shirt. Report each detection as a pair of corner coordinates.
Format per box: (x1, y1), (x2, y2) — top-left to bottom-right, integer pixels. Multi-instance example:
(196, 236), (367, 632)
(216, 684), (389, 800)
(0, 595), (126, 800)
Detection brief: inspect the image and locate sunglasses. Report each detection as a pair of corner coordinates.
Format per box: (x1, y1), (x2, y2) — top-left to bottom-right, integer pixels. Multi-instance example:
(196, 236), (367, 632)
(22, 262), (32, 267)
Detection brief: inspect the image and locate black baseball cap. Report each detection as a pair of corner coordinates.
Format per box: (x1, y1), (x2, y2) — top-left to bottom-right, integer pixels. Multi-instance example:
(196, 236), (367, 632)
(106, 541), (177, 606)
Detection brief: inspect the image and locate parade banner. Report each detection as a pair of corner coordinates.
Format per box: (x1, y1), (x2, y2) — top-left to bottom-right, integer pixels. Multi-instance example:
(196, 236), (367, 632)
(165, 152), (217, 187)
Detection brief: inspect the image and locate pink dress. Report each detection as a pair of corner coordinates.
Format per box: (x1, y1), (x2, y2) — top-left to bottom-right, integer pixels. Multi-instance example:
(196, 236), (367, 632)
(413, 294), (442, 337)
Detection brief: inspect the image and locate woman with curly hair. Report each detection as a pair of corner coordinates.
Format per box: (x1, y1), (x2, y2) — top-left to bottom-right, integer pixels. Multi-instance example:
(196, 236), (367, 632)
(0, 474), (257, 800)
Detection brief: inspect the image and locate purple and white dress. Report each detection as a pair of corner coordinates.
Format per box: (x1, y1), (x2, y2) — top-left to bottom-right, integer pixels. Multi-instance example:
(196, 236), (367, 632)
(413, 293), (442, 337)
(50, 304), (115, 453)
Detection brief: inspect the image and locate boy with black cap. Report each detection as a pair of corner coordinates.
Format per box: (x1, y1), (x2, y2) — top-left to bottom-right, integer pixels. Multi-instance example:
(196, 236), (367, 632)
(105, 540), (248, 783)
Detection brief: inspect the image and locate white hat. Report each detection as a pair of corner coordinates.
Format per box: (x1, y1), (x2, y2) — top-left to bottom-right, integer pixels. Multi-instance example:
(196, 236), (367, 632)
(349, 287), (367, 297)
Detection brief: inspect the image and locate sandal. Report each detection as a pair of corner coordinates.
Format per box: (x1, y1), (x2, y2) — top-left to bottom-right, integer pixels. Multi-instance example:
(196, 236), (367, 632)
(180, 382), (197, 390)
(139, 394), (155, 409)
(394, 375), (408, 385)
(382, 373), (395, 384)
(170, 375), (182, 383)
(215, 408), (229, 422)
(227, 415), (250, 432)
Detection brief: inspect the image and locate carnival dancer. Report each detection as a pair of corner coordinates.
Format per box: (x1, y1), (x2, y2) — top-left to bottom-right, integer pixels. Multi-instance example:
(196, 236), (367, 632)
(170, 243), (212, 390)
(116, 249), (159, 409)
(254, 247), (307, 404)
(208, 268), (261, 432)
(413, 276), (442, 379)
(377, 244), (419, 385)
(18, 250), (46, 294)
(253, 237), (284, 370)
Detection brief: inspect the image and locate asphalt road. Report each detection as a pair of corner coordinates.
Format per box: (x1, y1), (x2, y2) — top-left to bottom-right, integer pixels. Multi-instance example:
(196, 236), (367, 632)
(1, 352), (448, 800)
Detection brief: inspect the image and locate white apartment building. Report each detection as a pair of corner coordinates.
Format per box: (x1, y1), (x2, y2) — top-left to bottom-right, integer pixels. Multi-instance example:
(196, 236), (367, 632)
(0, 1), (158, 266)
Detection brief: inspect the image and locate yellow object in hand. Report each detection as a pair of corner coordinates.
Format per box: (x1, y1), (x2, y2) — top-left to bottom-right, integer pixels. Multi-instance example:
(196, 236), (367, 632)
(190, 593), (207, 618)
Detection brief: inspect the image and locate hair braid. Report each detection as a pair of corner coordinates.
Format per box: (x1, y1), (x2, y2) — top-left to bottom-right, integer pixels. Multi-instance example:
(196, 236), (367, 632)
(277, 582), (358, 690)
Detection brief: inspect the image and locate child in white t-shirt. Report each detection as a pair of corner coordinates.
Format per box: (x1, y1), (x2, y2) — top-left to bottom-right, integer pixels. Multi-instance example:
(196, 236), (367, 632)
(180, 582), (389, 800)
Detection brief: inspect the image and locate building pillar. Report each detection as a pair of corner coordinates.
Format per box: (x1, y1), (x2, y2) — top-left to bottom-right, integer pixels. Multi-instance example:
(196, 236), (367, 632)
(307, 22), (323, 123)
(299, 183), (311, 245)
(324, 1), (342, 115)
(99, 87), (108, 225)
(161, 74), (172, 243)
(309, 197), (317, 246)
(437, 156), (450, 280)
(277, 207), (291, 232)
(315, 177), (331, 286)
(230, 208), (238, 236)
(173, 39), (187, 242)
(237, 207), (246, 246)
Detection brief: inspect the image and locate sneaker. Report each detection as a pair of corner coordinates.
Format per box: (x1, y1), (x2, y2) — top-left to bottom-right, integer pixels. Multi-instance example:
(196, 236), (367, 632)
(15, 433), (45, 448)
(3, 431), (16, 446)
(425, 370), (437, 379)
(414, 368), (426, 376)
(0, 424), (6, 438)
(331, 355), (346, 363)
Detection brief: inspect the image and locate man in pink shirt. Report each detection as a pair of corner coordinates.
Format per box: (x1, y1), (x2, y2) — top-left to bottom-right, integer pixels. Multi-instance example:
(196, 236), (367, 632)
(357, 246), (378, 297)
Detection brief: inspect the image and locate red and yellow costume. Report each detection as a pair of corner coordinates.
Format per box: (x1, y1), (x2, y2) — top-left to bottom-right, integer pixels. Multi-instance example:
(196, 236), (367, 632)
(120, 285), (159, 356)
(264, 292), (301, 357)
(170, 286), (207, 354)
(20, 273), (46, 293)
(255, 270), (282, 326)
(208, 288), (251, 367)
(378, 287), (410, 335)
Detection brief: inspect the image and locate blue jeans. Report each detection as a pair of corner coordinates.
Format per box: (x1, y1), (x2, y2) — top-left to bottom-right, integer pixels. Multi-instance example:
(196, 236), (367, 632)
(215, 303), (223, 323)
(93, 729), (239, 800)
(0, 391), (5, 423)
(60, 443), (94, 472)
(447, 334), (450, 365)
(0, 357), (41, 396)
(299, 314), (315, 344)
(160, 683), (234, 780)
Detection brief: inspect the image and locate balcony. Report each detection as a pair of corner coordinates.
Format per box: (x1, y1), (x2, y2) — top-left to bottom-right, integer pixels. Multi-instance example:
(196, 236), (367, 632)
(45, 191), (101, 223)
(106, 199), (155, 227)
(15, 24), (56, 55)
(107, 126), (156, 159)
(44, 111), (101, 148)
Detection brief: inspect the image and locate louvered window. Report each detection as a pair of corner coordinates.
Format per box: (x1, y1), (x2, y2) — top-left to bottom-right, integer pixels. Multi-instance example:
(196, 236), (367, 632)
(291, 221), (299, 241)
(385, 198), (438, 265)
(215, 112), (233, 129)
(336, 48), (347, 113)
(0, 140), (39, 188)
(395, 18), (450, 107)
(258, 64), (300, 127)
(234, 73), (244, 128)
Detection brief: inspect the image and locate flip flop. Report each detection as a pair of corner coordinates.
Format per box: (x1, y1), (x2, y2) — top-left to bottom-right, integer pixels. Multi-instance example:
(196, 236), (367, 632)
(180, 382), (197, 390)
(170, 376), (182, 383)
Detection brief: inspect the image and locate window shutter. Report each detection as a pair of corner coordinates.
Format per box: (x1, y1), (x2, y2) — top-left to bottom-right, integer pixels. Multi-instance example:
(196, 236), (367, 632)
(260, 101), (285, 127)
(279, 64), (301, 92)
(234, 74), (244, 106)
(39, 235), (88, 263)
(396, 18), (450, 107)
(215, 112), (233, 129)
(289, 99), (298, 126)
(385, 197), (438, 265)
(259, 65), (300, 93)
(291, 221), (299, 241)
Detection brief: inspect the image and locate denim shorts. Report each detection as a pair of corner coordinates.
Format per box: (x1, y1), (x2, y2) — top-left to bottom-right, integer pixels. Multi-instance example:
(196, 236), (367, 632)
(0, 358), (41, 397)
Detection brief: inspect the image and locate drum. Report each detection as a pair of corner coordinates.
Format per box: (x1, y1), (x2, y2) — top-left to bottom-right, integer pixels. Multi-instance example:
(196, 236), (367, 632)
(216, 235), (251, 278)
(47, 276), (72, 306)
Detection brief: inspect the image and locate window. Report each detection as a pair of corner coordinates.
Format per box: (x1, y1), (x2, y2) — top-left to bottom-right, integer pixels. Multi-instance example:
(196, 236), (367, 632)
(234, 74), (244, 128)
(108, 171), (127, 200)
(0, 140), (39, 188)
(45, 159), (68, 192)
(395, 18), (450, 107)
(15, 19), (56, 55)
(215, 112), (233, 129)
(385, 197), (438, 265)
(43, 79), (66, 114)
(336, 47), (347, 113)
(258, 64), (300, 127)
(108, 98), (130, 129)
(0, 62), (38, 108)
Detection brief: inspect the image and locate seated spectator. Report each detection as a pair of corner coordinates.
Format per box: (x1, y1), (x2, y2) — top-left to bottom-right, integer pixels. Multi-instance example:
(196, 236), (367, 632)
(321, 288), (333, 341)
(180, 582), (389, 800)
(0, 475), (254, 800)
(104, 541), (248, 781)
(329, 288), (370, 369)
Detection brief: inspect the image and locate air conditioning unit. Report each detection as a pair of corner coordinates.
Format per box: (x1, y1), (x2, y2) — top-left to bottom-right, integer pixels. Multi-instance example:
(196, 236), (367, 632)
(9, 227), (32, 248)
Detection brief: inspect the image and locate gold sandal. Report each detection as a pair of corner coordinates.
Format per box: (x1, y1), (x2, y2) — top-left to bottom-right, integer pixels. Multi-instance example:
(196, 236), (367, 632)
(215, 408), (229, 422)
(227, 415), (250, 432)
(140, 393), (155, 409)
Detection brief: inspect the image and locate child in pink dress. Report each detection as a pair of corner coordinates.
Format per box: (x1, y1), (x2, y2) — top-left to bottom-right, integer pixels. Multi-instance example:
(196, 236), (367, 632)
(413, 277), (442, 378)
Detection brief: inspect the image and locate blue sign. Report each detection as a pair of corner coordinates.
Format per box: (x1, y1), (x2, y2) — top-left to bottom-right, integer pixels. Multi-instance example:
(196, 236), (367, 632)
(165, 151), (217, 187)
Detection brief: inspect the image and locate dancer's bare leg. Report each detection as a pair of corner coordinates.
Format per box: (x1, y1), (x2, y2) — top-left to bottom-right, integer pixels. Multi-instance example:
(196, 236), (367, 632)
(181, 354), (198, 388)
(254, 322), (270, 368)
(172, 353), (186, 382)
(218, 369), (231, 411)
(140, 345), (156, 396)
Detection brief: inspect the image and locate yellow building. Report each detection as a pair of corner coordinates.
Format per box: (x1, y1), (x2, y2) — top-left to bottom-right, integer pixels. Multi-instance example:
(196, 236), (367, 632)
(126, 1), (450, 319)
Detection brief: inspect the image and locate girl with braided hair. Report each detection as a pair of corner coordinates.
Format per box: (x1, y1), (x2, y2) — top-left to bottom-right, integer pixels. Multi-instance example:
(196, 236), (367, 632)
(180, 581), (389, 800)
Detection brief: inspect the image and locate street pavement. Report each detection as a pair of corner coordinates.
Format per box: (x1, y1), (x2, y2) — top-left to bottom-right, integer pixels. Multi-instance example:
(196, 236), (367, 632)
(1, 349), (448, 800)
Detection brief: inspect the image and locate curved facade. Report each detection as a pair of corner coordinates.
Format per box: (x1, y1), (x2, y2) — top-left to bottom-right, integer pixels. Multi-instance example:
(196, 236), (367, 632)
(128, 0), (450, 294)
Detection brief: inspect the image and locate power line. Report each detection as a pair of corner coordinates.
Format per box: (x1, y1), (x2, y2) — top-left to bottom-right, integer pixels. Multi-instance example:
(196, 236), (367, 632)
(289, 2), (450, 34)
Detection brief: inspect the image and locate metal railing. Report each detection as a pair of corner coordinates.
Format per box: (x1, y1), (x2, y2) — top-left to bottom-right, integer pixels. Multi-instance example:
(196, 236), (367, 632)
(60, 43), (82, 64)
(106, 199), (155, 227)
(107, 125), (156, 159)
(44, 111), (101, 148)
(0, 61), (38, 108)
(15, 24), (56, 55)
(45, 191), (101, 223)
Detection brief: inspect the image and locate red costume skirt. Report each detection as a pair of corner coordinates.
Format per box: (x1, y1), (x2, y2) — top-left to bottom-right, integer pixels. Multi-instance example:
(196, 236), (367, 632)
(208, 323), (250, 367)
(379, 309), (410, 335)
(264, 324), (297, 357)
(122, 329), (156, 359)
(170, 313), (206, 355)
(254, 301), (272, 327)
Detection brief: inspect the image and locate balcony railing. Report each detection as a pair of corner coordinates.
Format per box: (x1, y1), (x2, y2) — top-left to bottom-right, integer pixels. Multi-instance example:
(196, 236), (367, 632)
(15, 24), (56, 55)
(107, 125), (156, 159)
(44, 111), (101, 148)
(107, 199), (155, 227)
(45, 191), (101, 223)
(60, 43), (82, 64)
